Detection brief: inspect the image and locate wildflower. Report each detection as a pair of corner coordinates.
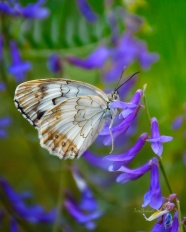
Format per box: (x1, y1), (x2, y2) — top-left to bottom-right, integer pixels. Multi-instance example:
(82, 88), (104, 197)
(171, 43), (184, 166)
(83, 151), (112, 171)
(8, 41), (31, 82)
(109, 159), (152, 184)
(0, 82), (6, 92)
(142, 158), (163, 210)
(151, 212), (179, 232)
(146, 117), (173, 156)
(105, 133), (148, 170)
(0, 0), (49, 19)
(172, 115), (184, 130)
(110, 89), (143, 119)
(64, 169), (102, 230)
(47, 54), (62, 74)
(76, 0), (97, 22)
(0, 117), (11, 138)
(0, 34), (3, 62)
(100, 106), (140, 146)
(0, 178), (56, 226)
(66, 46), (109, 69)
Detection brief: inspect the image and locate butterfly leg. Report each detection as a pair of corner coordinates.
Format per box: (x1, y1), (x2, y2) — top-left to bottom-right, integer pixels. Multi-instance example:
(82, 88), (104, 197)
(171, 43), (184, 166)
(109, 117), (114, 154)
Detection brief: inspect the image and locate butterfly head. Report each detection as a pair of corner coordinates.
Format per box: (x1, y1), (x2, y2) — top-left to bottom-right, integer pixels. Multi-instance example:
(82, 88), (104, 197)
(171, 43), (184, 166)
(109, 91), (120, 102)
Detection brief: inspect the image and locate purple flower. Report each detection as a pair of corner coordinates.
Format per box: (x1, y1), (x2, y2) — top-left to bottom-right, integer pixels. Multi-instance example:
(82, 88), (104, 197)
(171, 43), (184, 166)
(110, 160), (152, 184)
(0, 178), (56, 224)
(83, 151), (112, 171)
(142, 158), (163, 210)
(151, 212), (178, 232)
(110, 89), (143, 119)
(99, 106), (140, 146)
(146, 117), (173, 156)
(0, 34), (3, 62)
(0, 117), (11, 138)
(104, 32), (159, 82)
(105, 133), (148, 170)
(47, 54), (62, 74)
(76, 0), (97, 22)
(0, 82), (6, 92)
(66, 46), (109, 69)
(0, 0), (49, 19)
(8, 41), (32, 82)
(64, 169), (102, 230)
(172, 115), (184, 130)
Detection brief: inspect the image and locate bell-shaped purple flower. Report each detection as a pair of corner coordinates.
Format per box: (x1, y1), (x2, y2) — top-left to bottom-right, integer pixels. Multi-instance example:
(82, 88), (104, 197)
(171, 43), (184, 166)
(64, 169), (102, 230)
(142, 158), (163, 210)
(146, 117), (173, 156)
(0, 117), (11, 138)
(47, 54), (62, 74)
(109, 160), (152, 184)
(110, 89), (143, 119)
(105, 133), (148, 170)
(76, 0), (97, 22)
(66, 46), (109, 69)
(0, 178), (56, 224)
(0, 0), (49, 19)
(8, 41), (32, 82)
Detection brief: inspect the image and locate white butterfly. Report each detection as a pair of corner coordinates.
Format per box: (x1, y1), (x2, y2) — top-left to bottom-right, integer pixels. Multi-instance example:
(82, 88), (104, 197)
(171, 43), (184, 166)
(14, 78), (120, 159)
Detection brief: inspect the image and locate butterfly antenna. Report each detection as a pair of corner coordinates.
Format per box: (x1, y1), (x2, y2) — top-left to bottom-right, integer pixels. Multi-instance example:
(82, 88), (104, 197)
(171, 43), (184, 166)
(114, 66), (126, 91)
(115, 71), (140, 91)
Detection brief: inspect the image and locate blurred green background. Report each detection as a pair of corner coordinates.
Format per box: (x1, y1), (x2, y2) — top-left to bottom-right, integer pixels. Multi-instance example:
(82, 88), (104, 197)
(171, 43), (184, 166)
(0, 0), (186, 231)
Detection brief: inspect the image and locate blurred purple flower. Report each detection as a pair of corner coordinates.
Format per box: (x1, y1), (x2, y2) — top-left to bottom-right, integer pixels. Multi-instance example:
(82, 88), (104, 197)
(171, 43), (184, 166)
(0, 117), (11, 138)
(100, 106), (140, 146)
(146, 117), (173, 156)
(0, 0), (49, 19)
(10, 217), (19, 232)
(66, 46), (109, 69)
(76, 0), (97, 22)
(47, 54), (62, 74)
(110, 89), (143, 119)
(105, 133), (148, 170)
(0, 82), (6, 92)
(64, 169), (102, 230)
(172, 115), (184, 130)
(104, 32), (159, 82)
(109, 160), (152, 184)
(142, 158), (163, 210)
(0, 178), (56, 224)
(8, 41), (32, 82)
(0, 34), (3, 62)
(83, 151), (112, 171)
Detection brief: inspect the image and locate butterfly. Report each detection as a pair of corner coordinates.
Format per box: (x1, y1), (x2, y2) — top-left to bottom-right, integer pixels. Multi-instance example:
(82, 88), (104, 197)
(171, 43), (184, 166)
(14, 73), (138, 160)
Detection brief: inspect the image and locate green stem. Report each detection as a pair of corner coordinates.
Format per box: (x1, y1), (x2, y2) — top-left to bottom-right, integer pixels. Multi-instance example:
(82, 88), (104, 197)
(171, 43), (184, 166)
(52, 161), (65, 232)
(177, 199), (185, 232)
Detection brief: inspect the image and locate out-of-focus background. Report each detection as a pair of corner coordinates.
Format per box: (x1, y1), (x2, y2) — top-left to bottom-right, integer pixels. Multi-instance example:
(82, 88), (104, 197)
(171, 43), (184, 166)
(0, 0), (186, 231)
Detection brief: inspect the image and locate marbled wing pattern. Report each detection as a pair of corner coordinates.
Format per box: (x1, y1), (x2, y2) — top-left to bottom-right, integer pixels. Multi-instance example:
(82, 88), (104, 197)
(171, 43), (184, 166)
(38, 96), (108, 159)
(14, 79), (111, 159)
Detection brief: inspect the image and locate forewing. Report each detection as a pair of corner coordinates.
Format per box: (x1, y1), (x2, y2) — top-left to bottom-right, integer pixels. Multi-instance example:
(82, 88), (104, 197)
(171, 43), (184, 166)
(14, 78), (108, 127)
(38, 96), (108, 159)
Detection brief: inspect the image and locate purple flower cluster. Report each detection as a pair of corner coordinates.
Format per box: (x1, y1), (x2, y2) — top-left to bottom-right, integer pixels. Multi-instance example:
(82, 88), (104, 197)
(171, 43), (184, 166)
(64, 168), (102, 230)
(65, 31), (158, 82)
(0, 0), (49, 19)
(0, 178), (56, 229)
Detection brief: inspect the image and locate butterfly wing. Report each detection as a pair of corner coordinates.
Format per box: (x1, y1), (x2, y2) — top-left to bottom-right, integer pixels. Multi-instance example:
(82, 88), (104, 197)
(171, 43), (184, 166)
(38, 95), (109, 159)
(14, 79), (108, 128)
